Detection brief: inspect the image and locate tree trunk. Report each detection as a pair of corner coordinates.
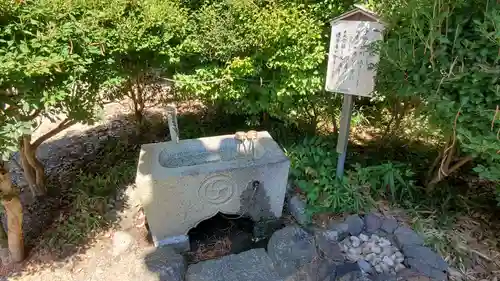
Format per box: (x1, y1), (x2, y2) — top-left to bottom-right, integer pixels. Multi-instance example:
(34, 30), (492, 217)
(2, 196), (24, 262)
(0, 162), (24, 262)
(20, 136), (46, 196)
(0, 223), (8, 262)
(426, 140), (473, 189)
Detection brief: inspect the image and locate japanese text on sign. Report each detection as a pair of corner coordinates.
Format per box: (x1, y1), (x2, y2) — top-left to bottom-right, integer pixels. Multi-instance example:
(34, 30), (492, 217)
(325, 20), (384, 97)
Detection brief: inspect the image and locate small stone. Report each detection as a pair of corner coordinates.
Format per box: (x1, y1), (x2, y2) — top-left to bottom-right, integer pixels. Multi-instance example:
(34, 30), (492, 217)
(365, 241), (375, 249)
(359, 233), (369, 242)
(348, 247), (362, 256)
(350, 236), (361, 247)
(341, 244), (349, 253)
(381, 218), (399, 234)
(370, 234), (380, 242)
(111, 231), (134, 256)
(345, 215), (365, 236)
(381, 247), (394, 257)
(394, 226), (424, 247)
(361, 246), (371, 255)
(364, 213), (382, 233)
(341, 237), (351, 247)
(380, 238), (392, 247)
(347, 254), (361, 262)
(357, 259), (373, 273)
(374, 265), (383, 273)
(371, 245), (382, 254)
(383, 256), (395, 267)
(365, 253), (376, 262)
(380, 262), (390, 272)
(395, 263), (406, 272)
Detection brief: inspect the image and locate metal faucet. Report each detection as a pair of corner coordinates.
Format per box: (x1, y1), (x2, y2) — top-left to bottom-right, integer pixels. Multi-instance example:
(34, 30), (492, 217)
(166, 104), (179, 143)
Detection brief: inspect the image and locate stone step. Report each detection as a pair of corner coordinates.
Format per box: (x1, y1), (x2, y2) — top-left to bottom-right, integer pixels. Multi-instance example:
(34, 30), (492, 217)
(186, 248), (283, 281)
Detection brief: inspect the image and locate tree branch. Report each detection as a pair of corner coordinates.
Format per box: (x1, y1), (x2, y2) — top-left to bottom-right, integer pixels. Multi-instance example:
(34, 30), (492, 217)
(445, 156), (473, 177)
(31, 118), (76, 149)
(25, 108), (42, 121)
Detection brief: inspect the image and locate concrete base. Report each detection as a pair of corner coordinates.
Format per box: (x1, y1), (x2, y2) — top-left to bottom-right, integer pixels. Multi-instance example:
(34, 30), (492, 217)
(136, 131), (290, 250)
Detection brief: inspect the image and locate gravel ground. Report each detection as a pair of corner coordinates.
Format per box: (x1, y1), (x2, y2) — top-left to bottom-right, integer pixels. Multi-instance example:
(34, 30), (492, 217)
(1, 101), (174, 280)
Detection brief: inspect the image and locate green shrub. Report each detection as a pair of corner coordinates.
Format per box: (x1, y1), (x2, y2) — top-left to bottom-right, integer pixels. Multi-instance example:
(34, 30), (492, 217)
(354, 162), (416, 202)
(374, 0), (500, 189)
(288, 137), (417, 213)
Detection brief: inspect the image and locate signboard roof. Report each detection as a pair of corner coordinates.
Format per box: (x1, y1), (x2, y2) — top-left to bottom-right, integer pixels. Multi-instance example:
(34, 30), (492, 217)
(330, 5), (383, 24)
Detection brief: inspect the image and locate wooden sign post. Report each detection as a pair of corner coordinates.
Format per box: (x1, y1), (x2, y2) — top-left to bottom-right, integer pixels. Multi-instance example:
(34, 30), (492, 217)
(325, 5), (385, 178)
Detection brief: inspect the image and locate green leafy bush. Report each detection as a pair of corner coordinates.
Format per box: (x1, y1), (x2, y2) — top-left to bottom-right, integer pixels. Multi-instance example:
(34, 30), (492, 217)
(374, 0), (500, 189)
(288, 137), (417, 213)
(354, 162), (416, 202)
(174, 1), (329, 126)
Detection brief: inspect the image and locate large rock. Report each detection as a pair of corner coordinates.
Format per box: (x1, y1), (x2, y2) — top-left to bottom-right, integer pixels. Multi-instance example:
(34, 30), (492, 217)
(314, 230), (345, 263)
(144, 246), (186, 281)
(397, 269), (433, 281)
(380, 218), (399, 234)
(186, 248), (282, 281)
(363, 213), (382, 234)
(328, 222), (350, 241)
(289, 196), (310, 225)
(268, 226), (318, 277)
(335, 270), (370, 281)
(394, 226), (424, 247)
(287, 258), (337, 281)
(403, 245), (448, 280)
(344, 215), (364, 236)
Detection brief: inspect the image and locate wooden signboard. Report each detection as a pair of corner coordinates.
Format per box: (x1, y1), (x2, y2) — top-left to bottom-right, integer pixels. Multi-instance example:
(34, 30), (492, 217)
(324, 6), (385, 178)
(325, 8), (384, 97)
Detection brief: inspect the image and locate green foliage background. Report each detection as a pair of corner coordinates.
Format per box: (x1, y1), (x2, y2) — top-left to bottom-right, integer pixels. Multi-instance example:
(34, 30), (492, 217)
(0, 0), (498, 196)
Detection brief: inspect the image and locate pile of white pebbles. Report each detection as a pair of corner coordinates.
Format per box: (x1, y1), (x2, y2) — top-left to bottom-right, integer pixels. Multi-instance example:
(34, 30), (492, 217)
(340, 233), (406, 275)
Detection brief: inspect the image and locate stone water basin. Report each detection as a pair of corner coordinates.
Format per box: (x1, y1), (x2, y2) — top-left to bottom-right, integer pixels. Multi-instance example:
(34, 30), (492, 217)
(135, 131), (290, 250)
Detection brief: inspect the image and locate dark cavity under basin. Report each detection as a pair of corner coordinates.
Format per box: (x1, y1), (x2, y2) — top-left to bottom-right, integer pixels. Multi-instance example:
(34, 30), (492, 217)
(185, 213), (284, 264)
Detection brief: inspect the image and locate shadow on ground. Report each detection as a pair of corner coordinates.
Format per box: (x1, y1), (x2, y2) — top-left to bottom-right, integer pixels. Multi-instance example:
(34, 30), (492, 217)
(1, 106), (303, 277)
(1, 111), (169, 276)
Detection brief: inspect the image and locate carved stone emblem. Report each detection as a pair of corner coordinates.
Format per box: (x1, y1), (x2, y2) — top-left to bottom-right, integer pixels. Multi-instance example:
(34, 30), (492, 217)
(198, 174), (236, 204)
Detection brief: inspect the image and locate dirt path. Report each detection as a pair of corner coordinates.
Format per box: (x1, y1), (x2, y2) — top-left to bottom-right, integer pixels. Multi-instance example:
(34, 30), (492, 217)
(2, 101), (172, 280)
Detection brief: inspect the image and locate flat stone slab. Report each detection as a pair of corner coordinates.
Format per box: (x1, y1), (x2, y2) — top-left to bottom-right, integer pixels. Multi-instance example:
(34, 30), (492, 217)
(144, 246), (186, 281)
(186, 248), (283, 281)
(267, 226), (318, 277)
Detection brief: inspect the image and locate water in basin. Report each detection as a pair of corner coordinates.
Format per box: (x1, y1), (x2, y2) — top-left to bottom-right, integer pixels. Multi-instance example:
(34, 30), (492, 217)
(158, 141), (260, 168)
